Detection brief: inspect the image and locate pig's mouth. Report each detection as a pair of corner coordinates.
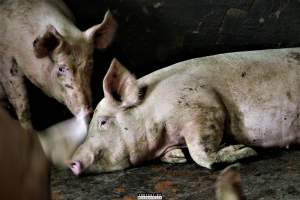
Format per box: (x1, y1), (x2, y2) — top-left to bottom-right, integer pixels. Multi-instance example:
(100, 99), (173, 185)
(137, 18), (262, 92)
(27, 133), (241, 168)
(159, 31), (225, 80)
(74, 106), (93, 117)
(75, 106), (93, 120)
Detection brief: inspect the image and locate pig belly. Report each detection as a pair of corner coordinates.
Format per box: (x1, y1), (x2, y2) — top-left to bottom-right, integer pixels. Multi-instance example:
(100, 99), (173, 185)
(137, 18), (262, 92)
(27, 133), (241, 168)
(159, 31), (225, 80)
(212, 50), (300, 148)
(239, 109), (300, 148)
(235, 99), (300, 147)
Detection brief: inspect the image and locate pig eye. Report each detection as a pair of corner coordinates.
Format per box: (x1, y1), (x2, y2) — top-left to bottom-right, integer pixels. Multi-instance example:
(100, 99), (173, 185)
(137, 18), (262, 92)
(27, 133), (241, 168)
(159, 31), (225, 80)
(57, 65), (69, 77)
(100, 120), (106, 126)
(97, 116), (110, 130)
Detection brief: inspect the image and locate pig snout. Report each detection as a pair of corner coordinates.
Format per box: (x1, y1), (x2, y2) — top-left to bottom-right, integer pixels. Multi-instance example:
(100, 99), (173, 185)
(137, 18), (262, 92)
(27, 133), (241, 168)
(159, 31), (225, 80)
(64, 86), (93, 117)
(69, 149), (95, 176)
(72, 105), (93, 117)
(76, 106), (93, 120)
(70, 161), (82, 176)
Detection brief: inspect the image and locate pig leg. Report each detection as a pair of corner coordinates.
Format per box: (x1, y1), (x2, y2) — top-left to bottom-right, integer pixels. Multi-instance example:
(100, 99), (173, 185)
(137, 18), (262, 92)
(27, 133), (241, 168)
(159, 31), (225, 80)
(161, 148), (187, 163)
(0, 58), (32, 130)
(216, 144), (257, 164)
(216, 164), (245, 200)
(183, 120), (220, 169)
(183, 119), (256, 169)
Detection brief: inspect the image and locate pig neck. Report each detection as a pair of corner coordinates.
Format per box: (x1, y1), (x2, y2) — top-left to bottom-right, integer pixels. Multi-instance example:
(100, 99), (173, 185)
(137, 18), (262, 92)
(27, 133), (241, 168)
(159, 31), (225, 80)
(119, 103), (173, 164)
(125, 74), (190, 163)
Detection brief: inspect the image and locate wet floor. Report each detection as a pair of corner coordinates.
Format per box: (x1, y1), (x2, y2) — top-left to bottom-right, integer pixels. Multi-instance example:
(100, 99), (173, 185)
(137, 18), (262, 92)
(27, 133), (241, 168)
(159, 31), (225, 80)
(51, 149), (300, 200)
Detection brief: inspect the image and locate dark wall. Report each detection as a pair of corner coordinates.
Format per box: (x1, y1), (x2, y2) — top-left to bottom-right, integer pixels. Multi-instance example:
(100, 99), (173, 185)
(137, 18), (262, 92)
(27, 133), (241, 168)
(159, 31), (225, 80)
(65, 0), (300, 73)
(30, 0), (300, 130)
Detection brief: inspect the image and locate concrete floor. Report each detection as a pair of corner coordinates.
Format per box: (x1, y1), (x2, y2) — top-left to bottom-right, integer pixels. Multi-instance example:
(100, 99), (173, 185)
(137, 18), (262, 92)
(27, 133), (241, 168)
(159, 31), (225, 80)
(51, 149), (300, 200)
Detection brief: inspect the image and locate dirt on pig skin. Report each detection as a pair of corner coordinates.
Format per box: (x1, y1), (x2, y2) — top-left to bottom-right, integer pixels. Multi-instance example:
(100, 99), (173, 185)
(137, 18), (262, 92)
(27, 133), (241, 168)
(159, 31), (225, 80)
(52, 149), (300, 200)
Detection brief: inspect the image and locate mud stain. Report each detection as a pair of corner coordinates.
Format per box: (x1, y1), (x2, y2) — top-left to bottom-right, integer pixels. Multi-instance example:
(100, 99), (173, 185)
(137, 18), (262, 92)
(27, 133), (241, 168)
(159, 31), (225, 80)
(64, 84), (74, 89)
(10, 57), (20, 76)
(226, 8), (248, 18)
(286, 91), (292, 101)
(114, 186), (125, 193)
(122, 195), (135, 200)
(166, 170), (194, 177)
(51, 190), (63, 200)
(154, 180), (173, 193)
(241, 72), (246, 78)
(151, 165), (163, 172)
(288, 52), (300, 65)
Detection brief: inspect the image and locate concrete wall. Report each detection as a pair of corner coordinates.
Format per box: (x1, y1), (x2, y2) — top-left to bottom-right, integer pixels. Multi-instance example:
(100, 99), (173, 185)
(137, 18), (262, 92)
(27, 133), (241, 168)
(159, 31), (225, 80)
(65, 0), (300, 74)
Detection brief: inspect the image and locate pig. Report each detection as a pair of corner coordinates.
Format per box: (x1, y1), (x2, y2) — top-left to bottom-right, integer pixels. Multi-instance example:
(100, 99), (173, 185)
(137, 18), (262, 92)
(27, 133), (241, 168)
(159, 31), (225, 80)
(70, 47), (300, 175)
(0, 0), (117, 130)
(38, 108), (89, 168)
(216, 164), (244, 200)
(0, 107), (50, 200)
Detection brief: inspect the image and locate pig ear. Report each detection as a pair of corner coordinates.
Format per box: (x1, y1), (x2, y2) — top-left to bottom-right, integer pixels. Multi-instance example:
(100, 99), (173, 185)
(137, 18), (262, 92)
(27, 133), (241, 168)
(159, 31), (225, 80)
(85, 10), (118, 49)
(103, 58), (140, 108)
(33, 25), (64, 58)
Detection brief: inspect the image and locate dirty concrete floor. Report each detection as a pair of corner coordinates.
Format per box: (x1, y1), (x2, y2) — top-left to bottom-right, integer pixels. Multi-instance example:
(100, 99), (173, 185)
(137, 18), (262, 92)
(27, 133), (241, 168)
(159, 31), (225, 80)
(51, 149), (300, 200)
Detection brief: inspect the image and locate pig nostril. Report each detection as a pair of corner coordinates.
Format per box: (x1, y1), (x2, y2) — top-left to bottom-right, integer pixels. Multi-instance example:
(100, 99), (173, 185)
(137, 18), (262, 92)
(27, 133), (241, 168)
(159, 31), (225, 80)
(71, 162), (77, 167)
(69, 161), (82, 176)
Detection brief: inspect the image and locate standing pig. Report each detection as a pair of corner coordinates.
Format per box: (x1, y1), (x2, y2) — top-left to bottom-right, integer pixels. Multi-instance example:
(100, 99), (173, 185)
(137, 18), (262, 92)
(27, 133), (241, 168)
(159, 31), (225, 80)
(0, 0), (117, 130)
(70, 48), (300, 175)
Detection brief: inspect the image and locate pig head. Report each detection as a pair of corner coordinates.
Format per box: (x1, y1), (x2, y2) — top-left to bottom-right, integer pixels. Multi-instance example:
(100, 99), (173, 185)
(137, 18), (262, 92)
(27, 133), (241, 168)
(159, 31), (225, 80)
(0, 0), (117, 130)
(32, 11), (117, 115)
(70, 59), (191, 175)
(70, 59), (144, 175)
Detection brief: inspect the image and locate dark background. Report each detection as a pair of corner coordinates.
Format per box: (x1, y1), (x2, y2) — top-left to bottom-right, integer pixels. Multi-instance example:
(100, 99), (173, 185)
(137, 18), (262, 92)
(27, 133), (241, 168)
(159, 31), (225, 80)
(28, 0), (300, 130)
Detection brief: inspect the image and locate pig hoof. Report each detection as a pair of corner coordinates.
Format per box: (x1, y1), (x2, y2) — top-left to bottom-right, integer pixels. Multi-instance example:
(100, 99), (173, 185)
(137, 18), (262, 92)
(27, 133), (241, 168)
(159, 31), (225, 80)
(217, 145), (258, 163)
(161, 149), (187, 163)
(161, 157), (187, 164)
(70, 161), (82, 176)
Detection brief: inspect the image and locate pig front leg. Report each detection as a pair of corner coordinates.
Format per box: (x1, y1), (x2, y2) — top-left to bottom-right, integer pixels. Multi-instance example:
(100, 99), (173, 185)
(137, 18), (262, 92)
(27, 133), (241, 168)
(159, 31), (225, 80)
(183, 115), (257, 169)
(161, 148), (187, 163)
(215, 144), (257, 164)
(0, 58), (32, 130)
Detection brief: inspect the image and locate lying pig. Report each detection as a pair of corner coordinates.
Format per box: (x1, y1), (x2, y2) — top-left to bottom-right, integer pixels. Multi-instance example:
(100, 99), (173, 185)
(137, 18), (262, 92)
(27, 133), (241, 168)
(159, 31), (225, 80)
(0, 0), (117, 130)
(0, 107), (50, 200)
(70, 47), (300, 175)
(38, 108), (89, 168)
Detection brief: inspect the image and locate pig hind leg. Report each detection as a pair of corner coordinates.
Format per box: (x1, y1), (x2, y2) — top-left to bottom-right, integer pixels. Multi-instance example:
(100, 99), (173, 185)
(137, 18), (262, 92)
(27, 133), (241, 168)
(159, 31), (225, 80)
(183, 117), (256, 169)
(161, 148), (187, 163)
(0, 57), (32, 130)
